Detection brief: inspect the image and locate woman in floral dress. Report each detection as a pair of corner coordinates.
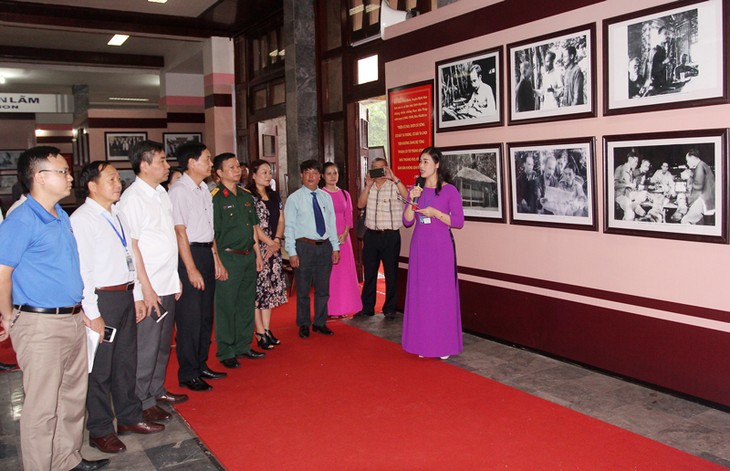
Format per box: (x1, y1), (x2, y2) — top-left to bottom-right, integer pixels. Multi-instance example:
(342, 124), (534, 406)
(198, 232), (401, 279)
(247, 160), (288, 349)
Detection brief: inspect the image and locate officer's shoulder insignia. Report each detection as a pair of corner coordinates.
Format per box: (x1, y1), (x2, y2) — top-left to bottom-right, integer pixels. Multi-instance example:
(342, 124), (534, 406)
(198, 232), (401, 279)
(240, 185), (251, 194)
(211, 187), (220, 197)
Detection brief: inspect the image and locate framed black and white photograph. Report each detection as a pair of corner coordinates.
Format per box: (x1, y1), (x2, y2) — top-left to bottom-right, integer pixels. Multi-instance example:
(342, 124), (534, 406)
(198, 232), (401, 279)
(604, 0), (727, 115)
(0, 150), (22, 170)
(508, 24), (596, 124)
(604, 129), (727, 243)
(436, 47), (502, 132)
(117, 169), (136, 192)
(508, 138), (596, 230)
(163, 132), (203, 160)
(0, 174), (16, 194)
(440, 145), (504, 222)
(105, 132), (147, 161)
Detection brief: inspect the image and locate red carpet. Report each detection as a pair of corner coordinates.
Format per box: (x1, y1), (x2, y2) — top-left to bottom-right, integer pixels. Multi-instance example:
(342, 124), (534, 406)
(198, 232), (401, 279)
(166, 299), (722, 470)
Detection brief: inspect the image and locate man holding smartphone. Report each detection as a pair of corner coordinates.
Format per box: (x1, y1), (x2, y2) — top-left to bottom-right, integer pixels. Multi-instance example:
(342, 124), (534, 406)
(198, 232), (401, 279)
(72, 162), (165, 454)
(119, 141), (188, 424)
(355, 158), (408, 320)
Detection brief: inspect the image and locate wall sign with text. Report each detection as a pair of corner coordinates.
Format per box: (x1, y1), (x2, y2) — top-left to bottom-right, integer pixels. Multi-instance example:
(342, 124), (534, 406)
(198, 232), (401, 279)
(388, 81), (434, 185)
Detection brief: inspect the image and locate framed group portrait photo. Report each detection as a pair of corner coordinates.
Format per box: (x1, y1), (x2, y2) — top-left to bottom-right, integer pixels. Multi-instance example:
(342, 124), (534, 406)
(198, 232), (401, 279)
(105, 132), (147, 161)
(603, 0), (728, 115)
(507, 24), (596, 125)
(507, 138), (596, 231)
(439, 145), (504, 223)
(163, 132), (203, 160)
(604, 129), (727, 243)
(435, 47), (503, 132)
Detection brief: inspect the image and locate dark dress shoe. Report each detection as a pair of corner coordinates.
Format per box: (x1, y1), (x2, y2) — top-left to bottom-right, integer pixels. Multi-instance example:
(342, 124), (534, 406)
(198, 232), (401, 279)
(118, 420), (165, 435)
(200, 368), (227, 380)
(143, 405), (172, 422)
(256, 332), (274, 350)
(353, 311), (374, 318)
(0, 362), (19, 372)
(237, 349), (266, 359)
(157, 391), (189, 404)
(70, 458), (110, 470)
(299, 325), (310, 338)
(221, 358), (240, 368)
(312, 324), (334, 335)
(384, 312), (397, 320)
(265, 329), (281, 345)
(89, 433), (126, 453)
(179, 377), (213, 392)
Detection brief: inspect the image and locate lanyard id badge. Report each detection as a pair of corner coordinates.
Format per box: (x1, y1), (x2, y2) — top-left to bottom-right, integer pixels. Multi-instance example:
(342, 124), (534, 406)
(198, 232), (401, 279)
(419, 216), (432, 224)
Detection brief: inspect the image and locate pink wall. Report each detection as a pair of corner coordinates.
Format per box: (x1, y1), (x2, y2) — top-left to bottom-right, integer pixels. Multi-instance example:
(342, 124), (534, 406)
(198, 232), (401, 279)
(386, 0), (730, 316)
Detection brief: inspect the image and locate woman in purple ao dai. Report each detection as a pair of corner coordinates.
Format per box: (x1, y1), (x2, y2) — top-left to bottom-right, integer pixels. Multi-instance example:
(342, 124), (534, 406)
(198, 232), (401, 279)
(402, 147), (464, 359)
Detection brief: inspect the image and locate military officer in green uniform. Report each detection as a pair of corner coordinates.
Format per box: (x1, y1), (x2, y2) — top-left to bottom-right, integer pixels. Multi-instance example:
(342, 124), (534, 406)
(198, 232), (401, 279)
(211, 153), (265, 369)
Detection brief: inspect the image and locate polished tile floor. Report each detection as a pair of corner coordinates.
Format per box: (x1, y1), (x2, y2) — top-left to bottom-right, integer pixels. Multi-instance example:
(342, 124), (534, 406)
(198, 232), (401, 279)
(0, 313), (728, 469)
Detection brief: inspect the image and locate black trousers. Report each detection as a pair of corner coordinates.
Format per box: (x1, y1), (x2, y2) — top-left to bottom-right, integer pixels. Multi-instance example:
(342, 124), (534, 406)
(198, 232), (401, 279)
(175, 246), (215, 382)
(86, 290), (142, 437)
(361, 229), (400, 315)
(294, 240), (333, 327)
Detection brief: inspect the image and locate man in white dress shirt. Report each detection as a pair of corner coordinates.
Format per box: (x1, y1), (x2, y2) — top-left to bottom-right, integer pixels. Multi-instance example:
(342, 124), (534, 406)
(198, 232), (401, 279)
(71, 161), (165, 454)
(168, 142), (230, 392)
(118, 140), (188, 423)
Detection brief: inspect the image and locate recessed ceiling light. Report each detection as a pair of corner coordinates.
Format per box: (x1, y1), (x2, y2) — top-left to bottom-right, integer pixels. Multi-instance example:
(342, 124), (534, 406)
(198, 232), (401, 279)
(108, 34), (129, 46)
(109, 97), (150, 102)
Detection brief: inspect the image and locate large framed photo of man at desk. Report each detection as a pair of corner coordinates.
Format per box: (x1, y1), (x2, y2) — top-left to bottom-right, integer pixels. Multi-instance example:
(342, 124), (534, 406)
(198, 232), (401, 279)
(604, 130), (727, 243)
(507, 138), (596, 231)
(603, 0), (727, 115)
(436, 47), (502, 132)
(507, 24), (596, 125)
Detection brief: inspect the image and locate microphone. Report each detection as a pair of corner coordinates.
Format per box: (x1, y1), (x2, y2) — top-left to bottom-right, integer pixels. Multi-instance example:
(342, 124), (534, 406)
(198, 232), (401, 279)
(412, 177), (426, 206)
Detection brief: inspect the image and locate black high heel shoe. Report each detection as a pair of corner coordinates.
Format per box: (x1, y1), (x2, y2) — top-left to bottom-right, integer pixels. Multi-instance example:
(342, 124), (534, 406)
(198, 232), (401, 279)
(256, 332), (274, 350)
(265, 329), (281, 345)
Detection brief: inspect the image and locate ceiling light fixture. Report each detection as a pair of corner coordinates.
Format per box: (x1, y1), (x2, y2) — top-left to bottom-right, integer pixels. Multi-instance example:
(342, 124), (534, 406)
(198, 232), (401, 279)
(107, 34), (129, 46)
(148, 0), (168, 3)
(109, 97), (150, 102)
(0, 76), (5, 85)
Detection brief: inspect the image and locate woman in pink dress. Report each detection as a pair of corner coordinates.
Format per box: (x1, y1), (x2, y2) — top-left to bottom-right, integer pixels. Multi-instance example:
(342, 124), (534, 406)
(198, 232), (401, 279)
(321, 162), (363, 317)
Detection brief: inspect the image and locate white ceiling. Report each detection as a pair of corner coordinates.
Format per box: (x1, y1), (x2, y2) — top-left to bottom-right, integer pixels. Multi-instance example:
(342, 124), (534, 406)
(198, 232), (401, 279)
(0, 1), (218, 106)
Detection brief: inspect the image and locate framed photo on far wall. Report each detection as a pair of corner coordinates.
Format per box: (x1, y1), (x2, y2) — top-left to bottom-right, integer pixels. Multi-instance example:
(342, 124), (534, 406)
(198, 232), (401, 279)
(105, 132), (147, 161)
(507, 138), (596, 230)
(163, 132), (203, 160)
(436, 46), (502, 132)
(508, 24), (596, 125)
(0, 174), (16, 194)
(604, 129), (727, 243)
(440, 145), (504, 222)
(603, 0), (727, 115)
(0, 150), (23, 170)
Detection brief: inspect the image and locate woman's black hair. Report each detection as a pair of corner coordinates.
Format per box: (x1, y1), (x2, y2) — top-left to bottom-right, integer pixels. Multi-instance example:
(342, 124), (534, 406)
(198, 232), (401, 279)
(420, 146), (451, 195)
(246, 159), (274, 200)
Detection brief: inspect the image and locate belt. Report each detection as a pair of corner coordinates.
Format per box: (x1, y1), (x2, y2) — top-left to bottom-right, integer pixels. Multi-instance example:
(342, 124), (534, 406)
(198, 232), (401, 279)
(190, 242), (213, 248)
(296, 237), (329, 245)
(14, 304), (82, 315)
(96, 282), (135, 292)
(368, 229), (398, 233)
(224, 247), (252, 256)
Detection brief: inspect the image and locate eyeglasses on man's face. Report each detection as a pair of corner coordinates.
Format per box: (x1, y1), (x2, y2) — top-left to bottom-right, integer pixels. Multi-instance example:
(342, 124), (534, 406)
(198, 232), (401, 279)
(39, 168), (71, 176)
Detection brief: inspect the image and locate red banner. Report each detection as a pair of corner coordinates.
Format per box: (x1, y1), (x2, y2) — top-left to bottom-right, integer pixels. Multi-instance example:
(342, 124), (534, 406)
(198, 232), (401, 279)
(388, 81), (434, 186)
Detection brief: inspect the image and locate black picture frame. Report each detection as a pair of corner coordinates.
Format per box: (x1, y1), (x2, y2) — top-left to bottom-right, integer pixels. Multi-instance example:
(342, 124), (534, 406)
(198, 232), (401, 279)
(603, 0), (728, 115)
(507, 24), (596, 125)
(0, 150), (23, 171)
(507, 137), (597, 231)
(439, 144), (505, 223)
(603, 129), (727, 243)
(105, 132), (147, 161)
(435, 46), (503, 132)
(163, 132), (203, 160)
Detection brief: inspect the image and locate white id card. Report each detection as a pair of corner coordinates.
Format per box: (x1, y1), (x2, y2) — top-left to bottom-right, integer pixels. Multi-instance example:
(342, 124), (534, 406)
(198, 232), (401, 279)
(419, 216), (432, 224)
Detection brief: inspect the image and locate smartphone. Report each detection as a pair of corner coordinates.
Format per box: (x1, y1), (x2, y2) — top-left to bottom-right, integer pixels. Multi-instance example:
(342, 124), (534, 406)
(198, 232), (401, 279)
(368, 168), (386, 179)
(103, 325), (117, 343)
(155, 306), (169, 323)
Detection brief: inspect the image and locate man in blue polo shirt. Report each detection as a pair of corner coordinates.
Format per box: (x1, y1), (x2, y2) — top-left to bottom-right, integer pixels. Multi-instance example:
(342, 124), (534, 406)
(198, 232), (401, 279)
(0, 147), (109, 471)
